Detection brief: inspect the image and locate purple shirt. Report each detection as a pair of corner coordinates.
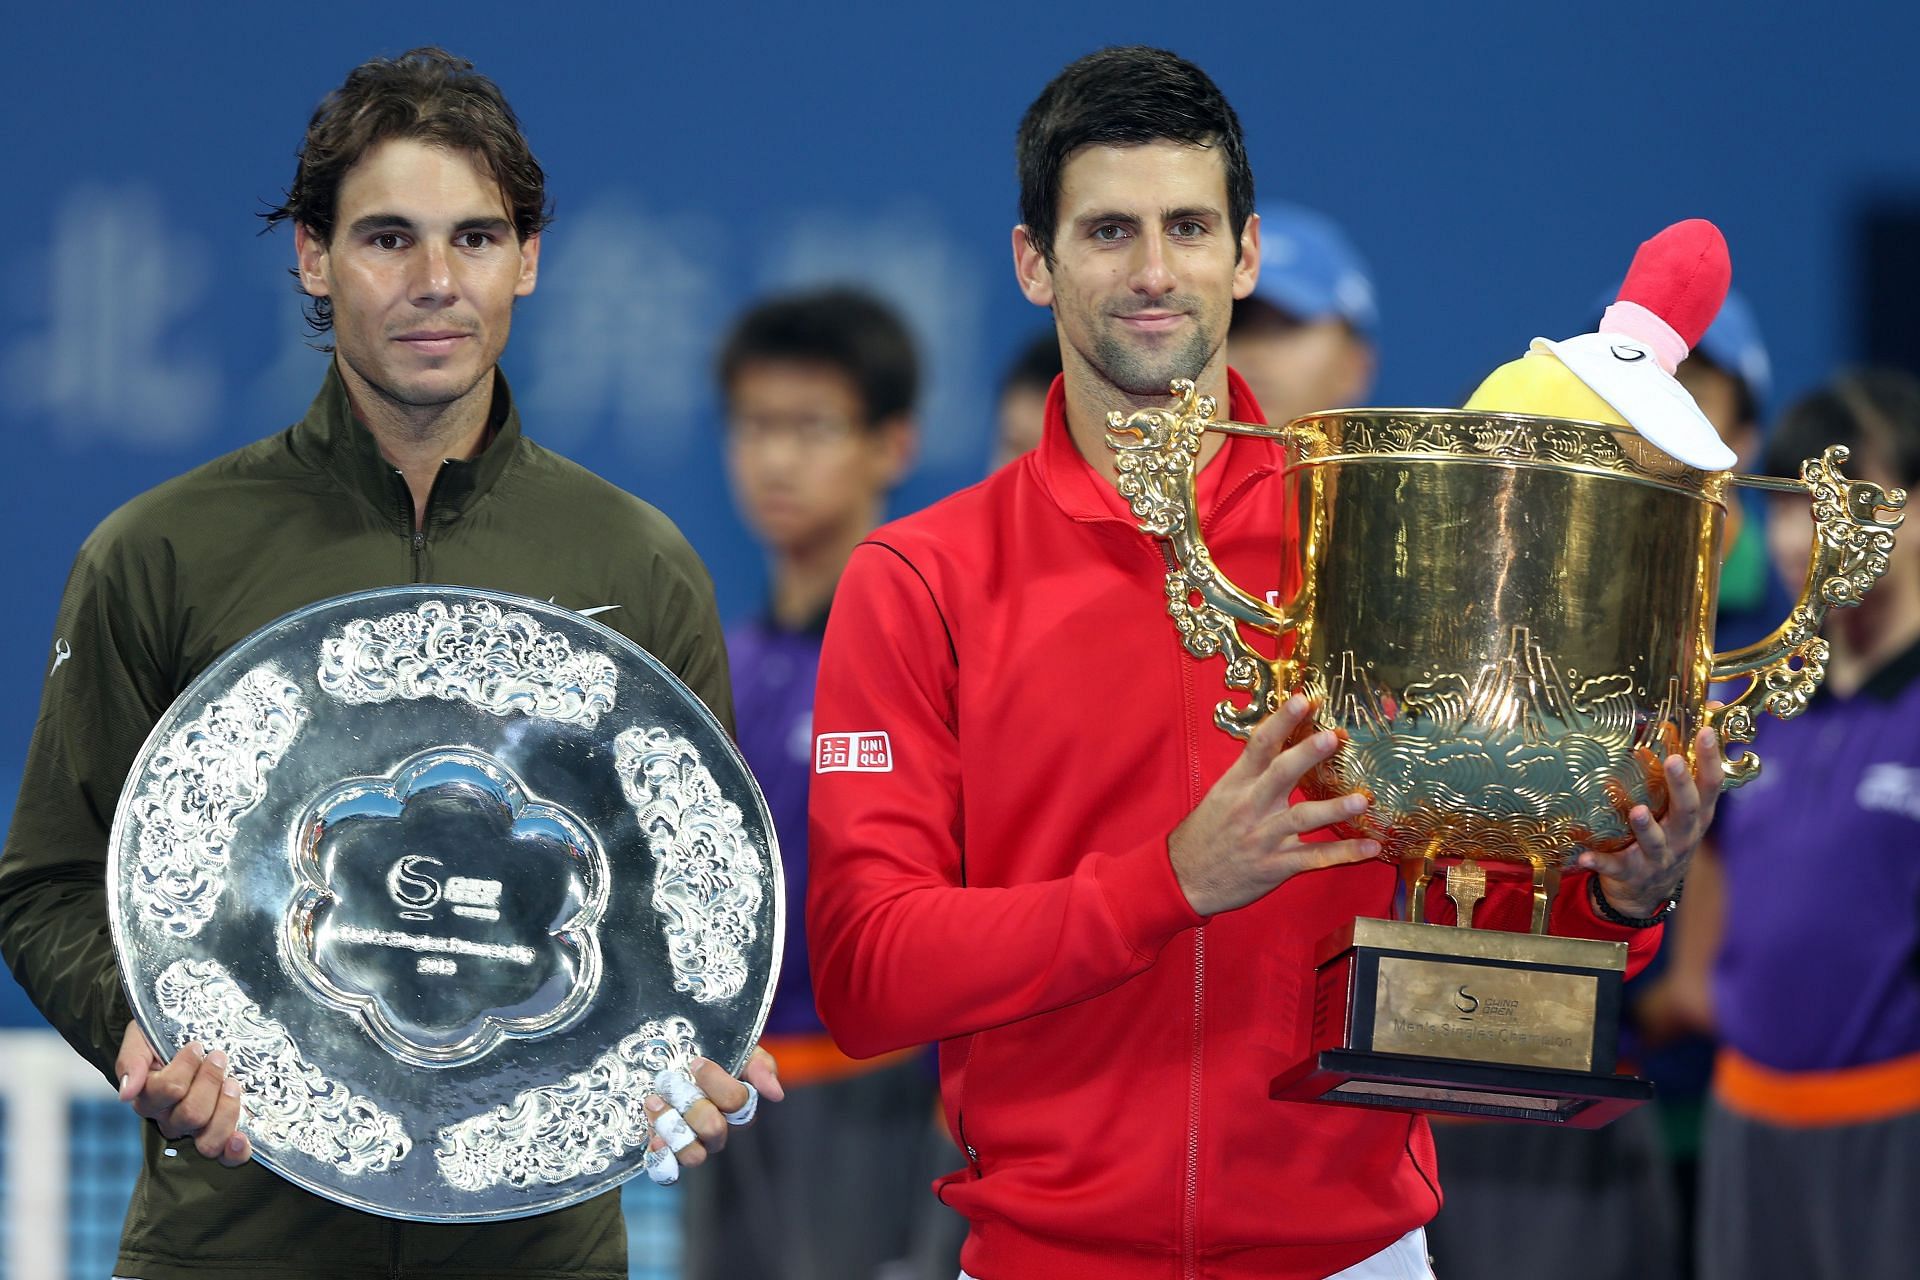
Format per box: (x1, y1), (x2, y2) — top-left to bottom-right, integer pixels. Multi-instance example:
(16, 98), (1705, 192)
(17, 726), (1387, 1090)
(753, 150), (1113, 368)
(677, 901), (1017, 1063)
(1713, 639), (1920, 1072)
(728, 612), (827, 1038)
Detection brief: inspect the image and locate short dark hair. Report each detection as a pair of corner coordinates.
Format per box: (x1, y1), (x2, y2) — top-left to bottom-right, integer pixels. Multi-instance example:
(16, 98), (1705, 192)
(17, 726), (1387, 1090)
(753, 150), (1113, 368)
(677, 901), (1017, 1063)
(262, 47), (553, 334)
(1764, 368), (1920, 487)
(1016, 46), (1254, 266)
(718, 287), (919, 427)
(999, 332), (1064, 400)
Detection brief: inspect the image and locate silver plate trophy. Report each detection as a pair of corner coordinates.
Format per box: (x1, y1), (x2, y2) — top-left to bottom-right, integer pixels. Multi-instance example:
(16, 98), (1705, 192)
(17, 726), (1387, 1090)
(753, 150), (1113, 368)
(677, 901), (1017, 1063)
(107, 586), (782, 1221)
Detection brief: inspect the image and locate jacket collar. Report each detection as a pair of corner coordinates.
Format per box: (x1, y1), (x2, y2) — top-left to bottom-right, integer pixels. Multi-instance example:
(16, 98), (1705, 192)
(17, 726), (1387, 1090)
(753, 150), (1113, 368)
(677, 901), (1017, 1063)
(1034, 367), (1282, 525)
(290, 362), (523, 534)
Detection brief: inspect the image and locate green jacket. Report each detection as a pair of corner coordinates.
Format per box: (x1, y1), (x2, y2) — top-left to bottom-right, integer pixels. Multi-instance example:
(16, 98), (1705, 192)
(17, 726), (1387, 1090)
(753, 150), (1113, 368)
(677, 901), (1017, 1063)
(0, 366), (732, 1279)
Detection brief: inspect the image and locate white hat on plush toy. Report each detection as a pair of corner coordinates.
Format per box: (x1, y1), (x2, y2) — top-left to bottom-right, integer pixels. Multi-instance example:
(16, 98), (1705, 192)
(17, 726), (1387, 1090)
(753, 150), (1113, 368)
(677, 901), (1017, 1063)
(1536, 219), (1738, 471)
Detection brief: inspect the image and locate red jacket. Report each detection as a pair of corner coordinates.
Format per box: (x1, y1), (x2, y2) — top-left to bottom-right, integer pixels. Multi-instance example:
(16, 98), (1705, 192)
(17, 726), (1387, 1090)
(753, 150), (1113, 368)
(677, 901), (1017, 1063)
(809, 372), (1661, 1279)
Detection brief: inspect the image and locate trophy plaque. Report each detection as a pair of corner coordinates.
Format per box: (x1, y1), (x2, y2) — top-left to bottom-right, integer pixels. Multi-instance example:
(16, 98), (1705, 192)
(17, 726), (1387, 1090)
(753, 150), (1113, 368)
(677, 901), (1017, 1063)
(1108, 382), (1905, 1126)
(108, 587), (782, 1218)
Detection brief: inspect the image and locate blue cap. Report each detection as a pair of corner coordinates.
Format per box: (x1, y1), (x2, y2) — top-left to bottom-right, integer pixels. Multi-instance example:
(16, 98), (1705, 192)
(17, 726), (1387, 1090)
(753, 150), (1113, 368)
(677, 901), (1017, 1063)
(1254, 202), (1379, 340)
(1693, 288), (1772, 413)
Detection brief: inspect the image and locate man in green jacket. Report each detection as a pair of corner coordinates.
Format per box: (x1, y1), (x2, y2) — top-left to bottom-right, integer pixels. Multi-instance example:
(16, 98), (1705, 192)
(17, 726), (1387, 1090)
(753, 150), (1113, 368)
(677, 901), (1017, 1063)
(0, 46), (778, 1280)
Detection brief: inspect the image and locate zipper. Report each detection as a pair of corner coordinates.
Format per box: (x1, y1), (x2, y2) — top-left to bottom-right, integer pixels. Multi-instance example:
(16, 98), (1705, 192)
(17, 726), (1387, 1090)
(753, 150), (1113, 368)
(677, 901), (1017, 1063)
(406, 460), (454, 583)
(1160, 539), (1208, 1279)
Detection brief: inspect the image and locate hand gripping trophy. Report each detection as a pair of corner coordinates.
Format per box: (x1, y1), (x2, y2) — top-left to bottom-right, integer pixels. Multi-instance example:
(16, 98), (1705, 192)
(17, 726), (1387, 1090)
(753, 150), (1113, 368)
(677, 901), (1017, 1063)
(1107, 221), (1906, 1125)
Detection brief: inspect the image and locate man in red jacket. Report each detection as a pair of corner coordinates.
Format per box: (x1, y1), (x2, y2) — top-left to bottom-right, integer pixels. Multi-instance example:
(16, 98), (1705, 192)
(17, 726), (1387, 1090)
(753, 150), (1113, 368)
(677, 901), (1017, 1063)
(808, 46), (1718, 1280)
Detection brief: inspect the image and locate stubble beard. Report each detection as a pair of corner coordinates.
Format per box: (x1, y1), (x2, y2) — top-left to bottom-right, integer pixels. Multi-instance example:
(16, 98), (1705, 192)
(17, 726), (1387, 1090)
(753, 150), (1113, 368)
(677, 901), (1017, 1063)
(1085, 316), (1219, 401)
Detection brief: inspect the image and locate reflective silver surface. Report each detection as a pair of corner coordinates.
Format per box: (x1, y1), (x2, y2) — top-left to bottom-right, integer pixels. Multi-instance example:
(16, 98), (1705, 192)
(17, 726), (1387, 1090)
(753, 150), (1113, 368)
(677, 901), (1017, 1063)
(108, 587), (782, 1221)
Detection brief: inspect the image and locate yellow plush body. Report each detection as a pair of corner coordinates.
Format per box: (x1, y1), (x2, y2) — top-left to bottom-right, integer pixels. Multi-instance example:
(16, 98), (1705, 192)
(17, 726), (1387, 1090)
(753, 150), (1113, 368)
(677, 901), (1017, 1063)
(1463, 349), (1629, 427)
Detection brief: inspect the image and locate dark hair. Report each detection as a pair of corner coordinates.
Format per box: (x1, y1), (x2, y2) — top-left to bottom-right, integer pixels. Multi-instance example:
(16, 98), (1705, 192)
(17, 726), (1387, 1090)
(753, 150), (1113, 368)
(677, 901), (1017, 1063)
(718, 287), (920, 427)
(1016, 46), (1254, 266)
(1679, 350), (1760, 431)
(1764, 368), (1920, 487)
(999, 332), (1064, 400)
(262, 47), (553, 334)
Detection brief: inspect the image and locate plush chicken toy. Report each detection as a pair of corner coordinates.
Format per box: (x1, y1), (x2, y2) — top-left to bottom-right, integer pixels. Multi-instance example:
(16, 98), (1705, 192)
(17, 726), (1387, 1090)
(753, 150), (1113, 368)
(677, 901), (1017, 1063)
(1464, 218), (1739, 471)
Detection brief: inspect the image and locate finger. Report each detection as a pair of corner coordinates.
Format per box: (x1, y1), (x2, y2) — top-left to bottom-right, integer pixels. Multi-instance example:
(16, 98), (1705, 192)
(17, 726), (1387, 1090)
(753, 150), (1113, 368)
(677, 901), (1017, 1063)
(160, 1049), (229, 1140)
(1276, 837), (1383, 877)
(645, 1096), (701, 1169)
(743, 1046), (784, 1103)
(1255, 728), (1343, 808)
(688, 1057), (746, 1113)
(1694, 727), (1725, 805)
(1662, 753), (1703, 840)
(117, 1022), (157, 1103)
(193, 1073), (244, 1160)
(137, 1041), (203, 1119)
(1231, 693), (1309, 782)
(682, 1098), (728, 1154)
(643, 1144), (680, 1186)
(1268, 792), (1370, 840)
(218, 1129), (253, 1169)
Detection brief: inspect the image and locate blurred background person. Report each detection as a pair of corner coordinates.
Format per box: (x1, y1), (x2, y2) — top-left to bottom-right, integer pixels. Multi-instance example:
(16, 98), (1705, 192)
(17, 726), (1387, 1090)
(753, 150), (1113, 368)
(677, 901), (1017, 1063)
(988, 331), (1062, 468)
(1227, 201), (1377, 424)
(680, 287), (928, 1280)
(1686, 369), (1920, 1280)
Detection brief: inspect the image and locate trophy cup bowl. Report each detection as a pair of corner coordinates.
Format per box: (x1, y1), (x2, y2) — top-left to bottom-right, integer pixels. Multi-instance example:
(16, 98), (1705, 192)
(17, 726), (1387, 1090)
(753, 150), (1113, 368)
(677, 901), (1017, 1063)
(1108, 381), (1906, 1125)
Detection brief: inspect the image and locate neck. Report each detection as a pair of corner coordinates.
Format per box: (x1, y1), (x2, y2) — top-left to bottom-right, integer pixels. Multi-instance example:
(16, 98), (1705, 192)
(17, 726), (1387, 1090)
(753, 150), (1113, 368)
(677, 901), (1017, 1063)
(769, 505), (880, 630)
(1061, 354), (1231, 488)
(339, 362), (496, 528)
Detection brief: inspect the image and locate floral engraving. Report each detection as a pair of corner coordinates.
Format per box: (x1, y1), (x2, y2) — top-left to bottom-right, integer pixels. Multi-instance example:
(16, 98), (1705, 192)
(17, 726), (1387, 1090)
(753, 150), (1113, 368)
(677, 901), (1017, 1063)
(128, 666), (306, 936)
(434, 1016), (698, 1191)
(615, 728), (764, 1004)
(318, 598), (618, 727)
(154, 958), (410, 1174)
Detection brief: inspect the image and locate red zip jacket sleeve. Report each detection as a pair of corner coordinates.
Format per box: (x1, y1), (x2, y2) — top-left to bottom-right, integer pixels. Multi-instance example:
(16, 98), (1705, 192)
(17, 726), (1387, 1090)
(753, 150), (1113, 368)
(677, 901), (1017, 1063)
(808, 538), (1207, 1059)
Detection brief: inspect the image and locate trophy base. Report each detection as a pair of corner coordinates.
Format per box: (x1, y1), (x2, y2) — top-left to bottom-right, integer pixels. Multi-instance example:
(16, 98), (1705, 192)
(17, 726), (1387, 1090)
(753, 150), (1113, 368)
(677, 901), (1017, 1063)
(1270, 1049), (1653, 1128)
(1270, 918), (1651, 1128)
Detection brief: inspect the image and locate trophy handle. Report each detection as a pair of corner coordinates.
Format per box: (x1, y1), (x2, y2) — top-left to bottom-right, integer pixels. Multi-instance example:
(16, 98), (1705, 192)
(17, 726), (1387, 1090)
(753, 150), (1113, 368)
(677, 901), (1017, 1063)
(1106, 379), (1305, 739)
(1707, 446), (1907, 787)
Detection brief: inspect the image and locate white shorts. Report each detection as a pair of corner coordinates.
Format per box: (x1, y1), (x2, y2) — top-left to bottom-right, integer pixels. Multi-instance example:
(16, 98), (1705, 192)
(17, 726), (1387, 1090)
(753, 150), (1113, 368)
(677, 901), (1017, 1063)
(960, 1226), (1433, 1280)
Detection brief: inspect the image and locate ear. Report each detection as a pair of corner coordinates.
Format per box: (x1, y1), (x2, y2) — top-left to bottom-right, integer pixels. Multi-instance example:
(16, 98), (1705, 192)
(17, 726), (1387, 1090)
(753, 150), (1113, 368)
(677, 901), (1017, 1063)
(294, 222), (332, 300)
(515, 231), (541, 298)
(1232, 211), (1262, 301)
(1012, 225), (1054, 308)
(872, 415), (917, 489)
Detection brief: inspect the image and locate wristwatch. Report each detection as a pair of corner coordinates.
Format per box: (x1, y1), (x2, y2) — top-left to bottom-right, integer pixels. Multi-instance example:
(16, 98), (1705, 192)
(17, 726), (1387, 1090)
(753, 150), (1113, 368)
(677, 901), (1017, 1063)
(1587, 874), (1682, 929)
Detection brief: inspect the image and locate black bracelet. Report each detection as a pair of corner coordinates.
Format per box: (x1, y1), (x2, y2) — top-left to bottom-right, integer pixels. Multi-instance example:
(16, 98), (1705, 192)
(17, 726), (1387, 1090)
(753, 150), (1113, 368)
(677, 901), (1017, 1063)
(1587, 874), (1681, 929)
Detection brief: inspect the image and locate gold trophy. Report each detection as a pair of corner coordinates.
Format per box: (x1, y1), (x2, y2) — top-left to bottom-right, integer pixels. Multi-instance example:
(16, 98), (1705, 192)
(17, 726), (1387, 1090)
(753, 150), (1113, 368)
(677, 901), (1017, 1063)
(1106, 381), (1905, 1126)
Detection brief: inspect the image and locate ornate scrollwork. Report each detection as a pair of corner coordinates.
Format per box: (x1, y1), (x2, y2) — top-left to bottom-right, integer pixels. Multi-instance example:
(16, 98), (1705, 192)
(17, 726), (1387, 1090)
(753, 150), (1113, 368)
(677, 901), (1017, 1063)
(1107, 380), (1283, 738)
(615, 728), (764, 1003)
(155, 958), (410, 1175)
(1710, 446), (1906, 787)
(434, 1016), (698, 1191)
(318, 599), (618, 728)
(1326, 412), (1705, 486)
(129, 666), (306, 936)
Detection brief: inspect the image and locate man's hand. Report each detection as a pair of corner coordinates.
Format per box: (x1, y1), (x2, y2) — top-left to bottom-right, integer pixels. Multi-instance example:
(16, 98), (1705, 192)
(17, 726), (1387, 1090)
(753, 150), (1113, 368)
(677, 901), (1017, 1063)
(641, 1044), (783, 1184)
(116, 1021), (251, 1167)
(1578, 726), (1725, 918)
(1168, 694), (1380, 917)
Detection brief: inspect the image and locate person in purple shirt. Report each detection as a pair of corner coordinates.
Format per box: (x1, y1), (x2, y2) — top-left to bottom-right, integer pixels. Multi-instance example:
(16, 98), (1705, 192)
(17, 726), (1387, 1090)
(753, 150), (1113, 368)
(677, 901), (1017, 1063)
(679, 287), (928, 1280)
(1670, 370), (1920, 1279)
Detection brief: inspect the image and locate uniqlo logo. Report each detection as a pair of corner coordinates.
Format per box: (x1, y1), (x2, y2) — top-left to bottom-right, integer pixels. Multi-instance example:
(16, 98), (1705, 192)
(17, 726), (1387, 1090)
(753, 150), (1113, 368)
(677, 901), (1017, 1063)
(816, 731), (893, 773)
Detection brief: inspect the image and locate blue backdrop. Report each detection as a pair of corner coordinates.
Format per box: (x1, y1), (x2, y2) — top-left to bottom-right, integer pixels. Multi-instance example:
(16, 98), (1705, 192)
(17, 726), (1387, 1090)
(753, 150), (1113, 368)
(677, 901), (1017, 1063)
(3, 2), (1917, 1023)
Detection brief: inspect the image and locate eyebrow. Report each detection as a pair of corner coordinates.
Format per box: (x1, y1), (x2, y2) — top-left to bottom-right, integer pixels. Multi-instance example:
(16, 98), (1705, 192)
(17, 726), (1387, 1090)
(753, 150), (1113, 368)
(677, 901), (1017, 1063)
(345, 213), (515, 238)
(1071, 206), (1223, 234)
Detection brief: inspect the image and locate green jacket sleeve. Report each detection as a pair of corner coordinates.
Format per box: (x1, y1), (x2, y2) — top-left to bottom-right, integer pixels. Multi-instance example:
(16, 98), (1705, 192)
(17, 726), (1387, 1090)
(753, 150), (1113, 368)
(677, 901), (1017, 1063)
(0, 535), (175, 1082)
(628, 524), (735, 739)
